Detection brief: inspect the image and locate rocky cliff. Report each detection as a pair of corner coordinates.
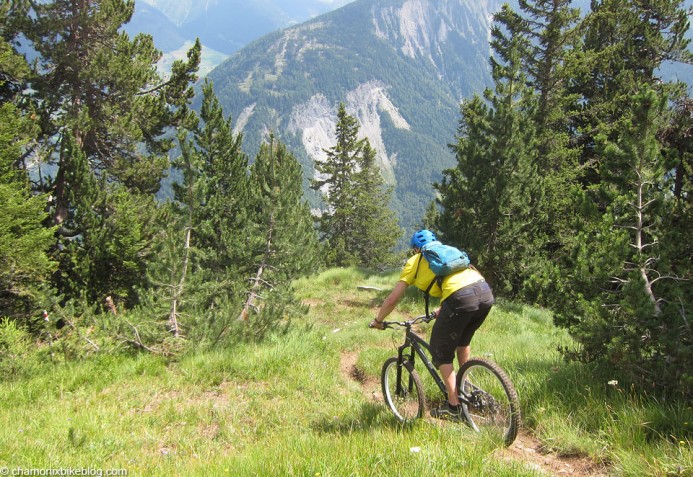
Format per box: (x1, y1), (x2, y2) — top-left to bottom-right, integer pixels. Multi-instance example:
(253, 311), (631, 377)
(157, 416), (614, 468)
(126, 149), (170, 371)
(206, 0), (505, 231)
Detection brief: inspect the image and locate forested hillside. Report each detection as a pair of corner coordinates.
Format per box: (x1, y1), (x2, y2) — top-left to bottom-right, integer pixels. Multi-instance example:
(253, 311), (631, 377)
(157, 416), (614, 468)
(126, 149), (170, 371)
(1, 0), (691, 414)
(200, 0), (693, 236)
(433, 0), (693, 397)
(205, 0), (502, 233)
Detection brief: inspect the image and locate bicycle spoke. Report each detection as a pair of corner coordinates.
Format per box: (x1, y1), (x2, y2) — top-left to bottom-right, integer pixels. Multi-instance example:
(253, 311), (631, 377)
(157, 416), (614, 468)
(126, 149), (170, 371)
(381, 357), (425, 422)
(457, 358), (520, 446)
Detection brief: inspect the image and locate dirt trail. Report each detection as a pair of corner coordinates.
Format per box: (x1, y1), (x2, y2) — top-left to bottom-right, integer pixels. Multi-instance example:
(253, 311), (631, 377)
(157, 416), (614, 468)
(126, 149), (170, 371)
(340, 351), (610, 476)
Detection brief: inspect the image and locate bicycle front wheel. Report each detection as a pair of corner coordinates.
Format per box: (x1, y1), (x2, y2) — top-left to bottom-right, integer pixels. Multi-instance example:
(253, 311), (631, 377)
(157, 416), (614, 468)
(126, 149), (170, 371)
(381, 357), (425, 422)
(457, 357), (521, 446)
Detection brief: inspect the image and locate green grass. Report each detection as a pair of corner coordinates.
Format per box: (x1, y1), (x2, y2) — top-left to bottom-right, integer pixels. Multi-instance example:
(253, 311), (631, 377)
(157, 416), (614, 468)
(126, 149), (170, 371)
(0, 267), (690, 476)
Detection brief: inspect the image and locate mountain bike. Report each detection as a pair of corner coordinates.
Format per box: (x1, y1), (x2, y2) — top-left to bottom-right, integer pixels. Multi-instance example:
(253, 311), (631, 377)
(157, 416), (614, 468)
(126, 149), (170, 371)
(378, 314), (521, 446)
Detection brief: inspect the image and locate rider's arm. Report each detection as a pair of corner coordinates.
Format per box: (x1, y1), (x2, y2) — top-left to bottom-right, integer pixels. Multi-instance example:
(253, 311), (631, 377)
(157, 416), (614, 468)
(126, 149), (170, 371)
(371, 281), (408, 328)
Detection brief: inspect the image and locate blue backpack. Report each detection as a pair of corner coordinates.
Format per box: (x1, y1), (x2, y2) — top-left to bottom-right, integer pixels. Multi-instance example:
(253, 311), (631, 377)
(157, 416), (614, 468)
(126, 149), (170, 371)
(420, 241), (470, 276)
(415, 241), (470, 315)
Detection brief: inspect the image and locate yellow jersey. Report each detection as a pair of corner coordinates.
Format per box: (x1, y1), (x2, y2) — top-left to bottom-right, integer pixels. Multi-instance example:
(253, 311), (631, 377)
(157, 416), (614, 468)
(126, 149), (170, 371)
(399, 253), (485, 301)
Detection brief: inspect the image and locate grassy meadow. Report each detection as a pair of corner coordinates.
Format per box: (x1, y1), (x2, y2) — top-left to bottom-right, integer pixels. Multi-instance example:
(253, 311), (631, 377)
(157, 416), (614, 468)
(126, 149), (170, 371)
(0, 268), (691, 476)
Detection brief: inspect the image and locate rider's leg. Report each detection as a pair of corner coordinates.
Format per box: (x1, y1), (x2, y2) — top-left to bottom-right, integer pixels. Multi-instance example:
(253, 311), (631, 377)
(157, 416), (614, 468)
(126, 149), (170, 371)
(457, 345), (471, 367)
(456, 346), (472, 397)
(439, 363), (458, 406)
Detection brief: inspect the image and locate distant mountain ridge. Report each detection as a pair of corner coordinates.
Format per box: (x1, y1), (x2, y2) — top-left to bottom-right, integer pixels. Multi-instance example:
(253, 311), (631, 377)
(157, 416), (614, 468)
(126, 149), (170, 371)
(125, 0), (354, 75)
(128, 0), (350, 55)
(205, 0), (505, 232)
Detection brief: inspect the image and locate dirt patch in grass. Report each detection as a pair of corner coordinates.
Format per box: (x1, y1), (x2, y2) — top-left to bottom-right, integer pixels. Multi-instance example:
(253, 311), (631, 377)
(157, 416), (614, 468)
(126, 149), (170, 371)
(340, 351), (381, 403)
(495, 433), (610, 476)
(302, 298), (325, 308)
(340, 350), (610, 476)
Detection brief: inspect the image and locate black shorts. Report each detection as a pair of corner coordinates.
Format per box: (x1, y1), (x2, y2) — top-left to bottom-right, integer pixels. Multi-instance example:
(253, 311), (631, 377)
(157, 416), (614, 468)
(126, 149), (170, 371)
(429, 280), (495, 367)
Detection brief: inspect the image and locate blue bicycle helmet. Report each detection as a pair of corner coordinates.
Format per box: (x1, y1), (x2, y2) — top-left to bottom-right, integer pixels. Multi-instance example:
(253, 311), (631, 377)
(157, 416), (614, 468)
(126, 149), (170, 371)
(410, 229), (437, 249)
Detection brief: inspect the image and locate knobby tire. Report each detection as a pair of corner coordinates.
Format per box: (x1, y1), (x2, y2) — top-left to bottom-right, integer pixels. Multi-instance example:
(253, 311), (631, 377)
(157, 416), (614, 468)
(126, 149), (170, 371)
(381, 357), (425, 422)
(457, 357), (521, 446)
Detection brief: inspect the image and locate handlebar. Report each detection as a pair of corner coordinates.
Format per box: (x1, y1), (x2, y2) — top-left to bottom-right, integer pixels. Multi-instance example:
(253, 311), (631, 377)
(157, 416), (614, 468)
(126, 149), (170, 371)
(374, 313), (436, 329)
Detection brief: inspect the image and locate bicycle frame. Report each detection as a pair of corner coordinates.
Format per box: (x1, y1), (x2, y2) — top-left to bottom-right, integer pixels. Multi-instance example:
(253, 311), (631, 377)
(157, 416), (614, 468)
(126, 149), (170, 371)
(395, 321), (449, 401)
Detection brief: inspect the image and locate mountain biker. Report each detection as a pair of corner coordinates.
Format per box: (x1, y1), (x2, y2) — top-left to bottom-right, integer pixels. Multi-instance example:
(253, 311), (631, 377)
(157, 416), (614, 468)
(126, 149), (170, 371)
(370, 229), (495, 420)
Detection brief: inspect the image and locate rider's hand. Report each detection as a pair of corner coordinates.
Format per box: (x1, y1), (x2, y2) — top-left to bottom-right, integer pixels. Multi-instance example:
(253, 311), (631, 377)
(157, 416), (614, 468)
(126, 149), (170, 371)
(369, 319), (384, 330)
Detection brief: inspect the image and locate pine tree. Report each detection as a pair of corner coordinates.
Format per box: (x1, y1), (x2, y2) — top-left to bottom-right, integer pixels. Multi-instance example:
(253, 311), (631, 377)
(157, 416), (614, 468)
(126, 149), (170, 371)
(572, 0), (692, 173)
(659, 96), (693, 394)
(511, 0), (583, 302)
(436, 96), (495, 259)
(548, 0), (693, 396)
(437, 4), (542, 293)
(312, 103), (362, 266)
(312, 103), (400, 267)
(237, 136), (319, 340)
(350, 142), (401, 268)
(560, 88), (691, 396)
(15, 0), (200, 309)
(140, 82), (250, 346)
(0, 8), (29, 104)
(162, 115), (206, 339)
(0, 9), (56, 326)
(194, 80), (250, 292)
(519, 0), (580, 140)
(0, 102), (56, 322)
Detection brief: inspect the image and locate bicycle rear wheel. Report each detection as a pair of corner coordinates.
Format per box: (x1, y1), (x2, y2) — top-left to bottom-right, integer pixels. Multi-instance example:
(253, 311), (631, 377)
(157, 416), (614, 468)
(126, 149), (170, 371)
(457, 357), (520, 446)
(381, 357), (425, 422)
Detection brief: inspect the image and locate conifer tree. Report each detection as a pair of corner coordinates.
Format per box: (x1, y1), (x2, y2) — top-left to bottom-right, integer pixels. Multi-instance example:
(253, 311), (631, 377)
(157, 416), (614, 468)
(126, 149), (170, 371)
(141, 82), (250, 346)
(546, 0), (693, 395)
(160, 115), (206, 339)
(313, 103), (362, 265)
(14, 0), (200, 309)
(312, 103), (400, 267)
(194, 80), (250, 291)
(350, 142), (401, 268)
(0, 10), (56, 326)
(187, 82), (251, 342)
(519, 0), (580, 141)
(0, 8), (29, 104)
(0, 102), (55, 322)
(572, 0), (692, 171)
(660, 98), (693, 294)
(238, 136), (319, 339)
(437, 5), (542, 292)
(510, 0), (583, 302)
(559, 88), (691, 395)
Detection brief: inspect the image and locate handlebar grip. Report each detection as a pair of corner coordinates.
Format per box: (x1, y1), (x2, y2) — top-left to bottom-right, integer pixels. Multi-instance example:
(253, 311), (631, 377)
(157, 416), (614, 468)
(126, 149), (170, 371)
(369, 321), (388, 329)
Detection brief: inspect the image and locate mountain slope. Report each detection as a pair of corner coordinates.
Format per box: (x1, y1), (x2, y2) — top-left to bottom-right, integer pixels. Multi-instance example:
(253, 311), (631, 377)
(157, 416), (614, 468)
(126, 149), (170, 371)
(125, 2), (186, 52)
(206, 0), (504, 233)
(138, 0), (354, 54)
(126, 1), (355, 75)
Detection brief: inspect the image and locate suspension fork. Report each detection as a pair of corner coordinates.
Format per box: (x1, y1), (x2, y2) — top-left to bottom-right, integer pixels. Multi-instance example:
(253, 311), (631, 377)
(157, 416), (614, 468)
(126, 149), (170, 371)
(396, 336), (417, 365)
(394, 334), (417, 395)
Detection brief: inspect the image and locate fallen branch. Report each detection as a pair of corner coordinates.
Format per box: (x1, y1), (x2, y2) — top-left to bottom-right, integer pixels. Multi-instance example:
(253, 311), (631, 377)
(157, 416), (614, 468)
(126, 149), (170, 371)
(119, 321), (158, 354)
(357, 286), (383, 292)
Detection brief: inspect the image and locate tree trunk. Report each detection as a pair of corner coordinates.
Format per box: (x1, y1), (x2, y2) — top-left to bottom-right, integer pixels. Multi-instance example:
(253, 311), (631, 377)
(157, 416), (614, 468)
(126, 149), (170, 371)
(238, 215), (275, 321)
(168, 226), (191, 337)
